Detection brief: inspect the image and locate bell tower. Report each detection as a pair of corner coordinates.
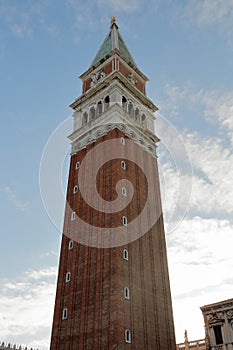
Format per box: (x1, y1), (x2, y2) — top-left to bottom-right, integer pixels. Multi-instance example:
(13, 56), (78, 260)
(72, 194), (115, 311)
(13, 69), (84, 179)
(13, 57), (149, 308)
(50, 18), (176, 350)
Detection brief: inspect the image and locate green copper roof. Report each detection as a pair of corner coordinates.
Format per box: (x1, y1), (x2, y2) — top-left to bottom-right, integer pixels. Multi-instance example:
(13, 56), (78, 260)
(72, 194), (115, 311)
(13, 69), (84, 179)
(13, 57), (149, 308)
(90, 22), (136, 67)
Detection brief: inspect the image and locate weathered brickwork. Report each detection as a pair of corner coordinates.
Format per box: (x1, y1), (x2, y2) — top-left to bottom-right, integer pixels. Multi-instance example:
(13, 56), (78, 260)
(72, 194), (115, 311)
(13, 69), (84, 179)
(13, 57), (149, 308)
(50, 128), (176, 349)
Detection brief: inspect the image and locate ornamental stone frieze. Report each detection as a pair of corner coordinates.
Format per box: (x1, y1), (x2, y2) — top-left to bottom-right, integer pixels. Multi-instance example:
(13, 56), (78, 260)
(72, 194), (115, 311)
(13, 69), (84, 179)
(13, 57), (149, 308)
(71, 122), (157, 158)
(90, 69), (106, 88)
(227, 309), (233, 328)
(207, 312), (225, 326)
(227, 310), (233, 320)
(127, 73), (137, 85)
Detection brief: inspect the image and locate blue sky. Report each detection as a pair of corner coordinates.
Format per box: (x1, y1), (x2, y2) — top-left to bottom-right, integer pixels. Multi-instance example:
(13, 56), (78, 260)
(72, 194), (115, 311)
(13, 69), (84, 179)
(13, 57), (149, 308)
(1, 0), (233, 348)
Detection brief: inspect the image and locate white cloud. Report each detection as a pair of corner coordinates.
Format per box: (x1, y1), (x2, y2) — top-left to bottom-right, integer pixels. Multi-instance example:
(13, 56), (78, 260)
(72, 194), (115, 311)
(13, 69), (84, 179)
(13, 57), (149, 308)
(157, 82), (233, 343)
(25, 266), (57, 280)
(0, 4), (33, 39)
(161, 83), (233, 144)
(65, 0), (101, 31)
(0, 1), (59, 40)
(167, 216), (233, 342)
(0, 267), (57, 349)
(155, 113), (193, 232)
(39, 250), (58, 259)
(66, 0), (160, 31)
(180, 0), (233, 32)
(158, 125), (233, 218)
(156, 110), (231, 234)
(202, 91), (233, 144)
(184, 133), (233, 215)
(160, 84), (193, 114)
(157, 83), (233, 226)
(174, 87), (233, 131)
(0, 186), (30, 212)
(11, 13), (32, 38)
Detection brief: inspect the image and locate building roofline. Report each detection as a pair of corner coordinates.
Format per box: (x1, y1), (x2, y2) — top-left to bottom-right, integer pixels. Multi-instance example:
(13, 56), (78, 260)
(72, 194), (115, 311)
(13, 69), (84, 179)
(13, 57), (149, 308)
(200, 298), (233, 311)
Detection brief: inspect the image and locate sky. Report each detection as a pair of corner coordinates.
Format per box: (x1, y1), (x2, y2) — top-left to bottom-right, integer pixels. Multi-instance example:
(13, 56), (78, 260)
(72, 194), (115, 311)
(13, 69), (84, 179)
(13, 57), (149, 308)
(0, 0), (233, 348)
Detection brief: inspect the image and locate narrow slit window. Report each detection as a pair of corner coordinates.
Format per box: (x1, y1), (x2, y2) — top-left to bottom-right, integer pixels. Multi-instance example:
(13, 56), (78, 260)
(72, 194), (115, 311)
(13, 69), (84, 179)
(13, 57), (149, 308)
(73, 185), (78, 194)
(122, 216), (128, 226)
(124, 287), (130, 300)
(90, 106), (95, 120)
(125, 329), (131, 343)
(120, 137), (125, 145)
(121, 161), (126, 170)
(75, 161), (80, 170)
(122, 96), (127, 110)
(62, 308), (68, 320)
(71, 212), (76, 221)
(97, 101), (103, 116)
(65, 272), (71, 283)
(122, 187), (127, 196)
(141, 113), (146, 122)
(141, 113), (147, 127)
(82, 112), (88, 127)
(128, 102), (134, 117)
(135, 108), (140, 121)
(123, 249), (128, 261)
(68, 240), (73, 250)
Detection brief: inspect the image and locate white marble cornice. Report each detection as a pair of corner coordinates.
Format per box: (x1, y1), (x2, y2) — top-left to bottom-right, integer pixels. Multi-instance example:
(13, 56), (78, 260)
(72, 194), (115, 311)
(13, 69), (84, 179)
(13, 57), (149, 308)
(70, 71), (158, 112)
(68, 105), (158, 158)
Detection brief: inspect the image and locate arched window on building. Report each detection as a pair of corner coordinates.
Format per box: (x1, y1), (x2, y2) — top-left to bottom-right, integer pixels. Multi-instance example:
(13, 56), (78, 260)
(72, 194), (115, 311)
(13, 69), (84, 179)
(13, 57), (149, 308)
(120, 137), (125, 145)
(122, 216), (128, 226)
(62, 308), (68, 320)
(125, 329), (131, 343)
(123, 249), (129, 261)
(97, 101), (103, 117)
(124, 287), (130, 299)
(65, 272), (71, 283)
(121, 161), (126, 170)
(135, 108), (140, 122)
(68, 240), (74, 250)
(82, 112), (88, 127)
(73, 185), (78, 194)
(122, 187), (127, 196)
(128, 102), (134, 117)
(90, 106), (95, 121)
(104, 96), (110, 110)
(122, 96), (127, 111)
(141, 113), (146, 126)
(213, 325), (223, 345)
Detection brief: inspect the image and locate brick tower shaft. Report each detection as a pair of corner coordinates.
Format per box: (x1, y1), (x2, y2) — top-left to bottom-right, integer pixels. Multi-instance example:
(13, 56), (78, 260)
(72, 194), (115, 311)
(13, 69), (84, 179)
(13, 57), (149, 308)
(50, 18), (176, 350)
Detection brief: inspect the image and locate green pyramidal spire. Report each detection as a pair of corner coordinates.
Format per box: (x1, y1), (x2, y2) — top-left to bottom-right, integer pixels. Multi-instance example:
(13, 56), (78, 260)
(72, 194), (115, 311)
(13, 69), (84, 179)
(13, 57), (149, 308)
(90, 17), (136, 67)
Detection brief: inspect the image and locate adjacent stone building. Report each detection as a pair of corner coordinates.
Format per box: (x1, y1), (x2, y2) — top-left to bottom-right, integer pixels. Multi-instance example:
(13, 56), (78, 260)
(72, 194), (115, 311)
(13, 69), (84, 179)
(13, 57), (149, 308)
(176, 330), (206, 350)
(201, 298), (233, 350)
(176, 298), (233, 350)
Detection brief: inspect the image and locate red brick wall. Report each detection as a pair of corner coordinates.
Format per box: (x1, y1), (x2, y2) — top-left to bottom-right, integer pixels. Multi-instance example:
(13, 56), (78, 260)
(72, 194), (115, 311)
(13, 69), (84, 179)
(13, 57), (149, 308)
(82, 60), (145, 95)
(119, 62), (145, 94)
(83, 61), (113, 93)
(50, 128), (176, 349)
